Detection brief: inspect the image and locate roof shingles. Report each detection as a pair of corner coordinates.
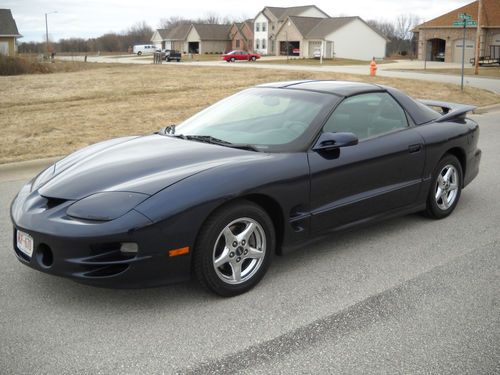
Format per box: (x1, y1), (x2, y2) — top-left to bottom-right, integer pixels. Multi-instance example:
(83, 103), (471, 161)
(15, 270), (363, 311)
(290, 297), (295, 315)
(0, 9), (21, 37)
(415, 0), (500, 29)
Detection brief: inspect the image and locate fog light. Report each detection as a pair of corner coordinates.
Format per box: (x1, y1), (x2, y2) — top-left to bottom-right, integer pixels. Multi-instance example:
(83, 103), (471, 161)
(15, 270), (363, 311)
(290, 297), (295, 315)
(120, 242), (138, 254)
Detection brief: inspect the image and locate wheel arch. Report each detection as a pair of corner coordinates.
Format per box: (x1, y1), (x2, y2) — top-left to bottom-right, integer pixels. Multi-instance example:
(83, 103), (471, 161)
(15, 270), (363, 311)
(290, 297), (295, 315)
(203, 194), (285, 255)
(444, 147), (466, 186)
(242, 194), (284, 253)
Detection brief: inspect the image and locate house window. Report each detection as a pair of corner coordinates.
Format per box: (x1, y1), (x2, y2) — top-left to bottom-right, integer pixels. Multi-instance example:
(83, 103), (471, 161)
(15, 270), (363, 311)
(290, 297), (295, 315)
(236, 39), (240, 48)
(256, 39), (260, 49)
(262, 23), (267, 32)
(256, 23), (260, 32)
(262, 39), (266, 49)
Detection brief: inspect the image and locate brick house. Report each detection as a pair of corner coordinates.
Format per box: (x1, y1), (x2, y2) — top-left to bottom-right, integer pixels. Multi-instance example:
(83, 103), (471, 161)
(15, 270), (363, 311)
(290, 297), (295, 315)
(229, 20), (254, 52)
(0, 9), (22, 56)
(412, 0), (500, 63)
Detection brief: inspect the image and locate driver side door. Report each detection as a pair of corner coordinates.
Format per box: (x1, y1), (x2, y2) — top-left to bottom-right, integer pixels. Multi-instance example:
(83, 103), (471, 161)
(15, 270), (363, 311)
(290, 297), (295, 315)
(308, 92), (426, 233)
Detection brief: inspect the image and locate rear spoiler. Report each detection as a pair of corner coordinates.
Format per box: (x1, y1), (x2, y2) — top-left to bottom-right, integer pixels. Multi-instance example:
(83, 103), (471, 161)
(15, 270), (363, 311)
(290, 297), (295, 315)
(418, 99), (476, 122)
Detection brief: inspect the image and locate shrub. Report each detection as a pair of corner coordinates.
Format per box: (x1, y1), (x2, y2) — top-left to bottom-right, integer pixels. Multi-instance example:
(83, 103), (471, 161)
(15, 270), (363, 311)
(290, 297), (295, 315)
(0, 55), (107, 76)
(0, 55), (51, 75)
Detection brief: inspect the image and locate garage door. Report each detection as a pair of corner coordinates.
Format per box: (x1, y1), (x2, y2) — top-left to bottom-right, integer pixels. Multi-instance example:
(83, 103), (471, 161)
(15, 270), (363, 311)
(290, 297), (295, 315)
(453, 39), (475, 63)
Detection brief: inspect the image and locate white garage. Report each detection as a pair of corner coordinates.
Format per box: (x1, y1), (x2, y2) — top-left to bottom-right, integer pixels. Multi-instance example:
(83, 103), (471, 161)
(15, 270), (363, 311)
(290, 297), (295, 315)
(275, 16), (386, 60)
(453, 39), (475, 63)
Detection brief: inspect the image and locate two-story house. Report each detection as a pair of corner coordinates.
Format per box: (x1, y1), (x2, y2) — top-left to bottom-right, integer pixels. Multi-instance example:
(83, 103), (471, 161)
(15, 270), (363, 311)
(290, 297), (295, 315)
(253, 5), (329, 55)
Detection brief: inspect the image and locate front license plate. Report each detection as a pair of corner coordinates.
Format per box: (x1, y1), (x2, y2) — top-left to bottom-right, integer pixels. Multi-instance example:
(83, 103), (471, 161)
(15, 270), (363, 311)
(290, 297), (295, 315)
(16, 230), (34, 258)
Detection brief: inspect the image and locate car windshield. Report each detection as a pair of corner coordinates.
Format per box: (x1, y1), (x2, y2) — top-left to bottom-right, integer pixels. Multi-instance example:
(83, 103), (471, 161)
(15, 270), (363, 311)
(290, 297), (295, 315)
(176, 88), (335, 152)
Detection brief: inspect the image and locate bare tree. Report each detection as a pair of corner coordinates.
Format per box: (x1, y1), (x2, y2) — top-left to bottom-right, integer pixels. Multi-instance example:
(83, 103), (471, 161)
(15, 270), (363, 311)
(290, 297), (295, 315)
(158, 16), (191, 29)
(395, 14), (421, 41)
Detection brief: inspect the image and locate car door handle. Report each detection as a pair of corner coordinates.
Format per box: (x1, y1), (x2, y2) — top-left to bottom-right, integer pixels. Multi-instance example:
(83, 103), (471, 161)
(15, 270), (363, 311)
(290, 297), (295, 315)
(408, 144), (422, 153)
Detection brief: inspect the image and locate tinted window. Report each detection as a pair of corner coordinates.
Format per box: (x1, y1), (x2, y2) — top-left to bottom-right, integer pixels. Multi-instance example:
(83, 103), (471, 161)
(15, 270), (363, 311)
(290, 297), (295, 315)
(323, 92), (408, 140)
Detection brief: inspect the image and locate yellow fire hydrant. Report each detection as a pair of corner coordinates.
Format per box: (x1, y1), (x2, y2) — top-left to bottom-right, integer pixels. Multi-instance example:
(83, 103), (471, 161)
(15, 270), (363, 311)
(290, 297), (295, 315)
(369, 57), (377, 77)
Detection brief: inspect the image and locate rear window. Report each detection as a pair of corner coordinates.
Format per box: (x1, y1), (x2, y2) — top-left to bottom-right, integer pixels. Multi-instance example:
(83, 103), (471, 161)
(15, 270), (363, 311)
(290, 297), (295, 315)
(385, 87), (440, 125)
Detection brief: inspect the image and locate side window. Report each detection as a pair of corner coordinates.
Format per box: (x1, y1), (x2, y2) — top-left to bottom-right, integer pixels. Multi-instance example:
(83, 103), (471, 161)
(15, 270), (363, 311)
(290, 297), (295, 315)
(323, 92), (408, 140)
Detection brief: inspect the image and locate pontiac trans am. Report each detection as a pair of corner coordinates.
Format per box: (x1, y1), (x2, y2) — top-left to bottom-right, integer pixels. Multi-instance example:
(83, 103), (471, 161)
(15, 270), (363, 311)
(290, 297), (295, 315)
(11, 80), (481, 296)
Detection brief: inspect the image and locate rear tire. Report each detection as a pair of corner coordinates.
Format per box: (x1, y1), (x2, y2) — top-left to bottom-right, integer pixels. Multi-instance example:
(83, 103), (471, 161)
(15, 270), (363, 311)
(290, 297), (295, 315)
(137, 51), (142, 56)
(193, 201), (275, 297)
(251, 56), (256, 61)
(424, 154), (462, 219)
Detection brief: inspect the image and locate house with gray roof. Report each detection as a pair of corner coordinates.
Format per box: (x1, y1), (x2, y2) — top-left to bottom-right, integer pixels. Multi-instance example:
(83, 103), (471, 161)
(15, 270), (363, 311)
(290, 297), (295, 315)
(151, 23), (232, 54)
(253, 5), (329, 55)
(0, 9), (22, 56)
(151, 23), (191, 51)
(185, 24), (232, 54)
(275, 15), (387, 60)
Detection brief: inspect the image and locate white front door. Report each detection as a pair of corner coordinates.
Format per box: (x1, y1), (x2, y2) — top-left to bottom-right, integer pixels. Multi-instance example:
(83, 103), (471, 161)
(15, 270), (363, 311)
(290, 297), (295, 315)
(0, 42), (9, 56)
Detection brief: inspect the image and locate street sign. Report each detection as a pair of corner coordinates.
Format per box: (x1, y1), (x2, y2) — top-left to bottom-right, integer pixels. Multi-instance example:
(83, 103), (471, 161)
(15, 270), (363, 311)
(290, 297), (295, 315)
(453, 19), (477, 27)
(458, 13), (472, 20)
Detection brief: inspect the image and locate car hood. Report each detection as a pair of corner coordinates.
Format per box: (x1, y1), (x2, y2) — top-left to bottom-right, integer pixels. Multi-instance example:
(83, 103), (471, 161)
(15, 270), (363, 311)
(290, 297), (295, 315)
(38, 134), (265, 200)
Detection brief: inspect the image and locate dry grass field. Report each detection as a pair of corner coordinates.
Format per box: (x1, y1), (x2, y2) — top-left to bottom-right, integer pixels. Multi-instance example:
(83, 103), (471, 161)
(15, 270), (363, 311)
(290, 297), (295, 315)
(1, 63), (499, 164)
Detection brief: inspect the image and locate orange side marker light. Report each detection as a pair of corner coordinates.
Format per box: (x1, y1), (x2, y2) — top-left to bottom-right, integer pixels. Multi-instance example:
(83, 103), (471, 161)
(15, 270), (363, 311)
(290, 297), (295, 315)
(168, 246), (190, 257)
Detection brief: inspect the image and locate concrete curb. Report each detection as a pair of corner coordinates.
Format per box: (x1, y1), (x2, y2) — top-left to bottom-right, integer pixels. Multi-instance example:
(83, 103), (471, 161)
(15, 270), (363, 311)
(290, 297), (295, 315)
(474, 102), (500, 114)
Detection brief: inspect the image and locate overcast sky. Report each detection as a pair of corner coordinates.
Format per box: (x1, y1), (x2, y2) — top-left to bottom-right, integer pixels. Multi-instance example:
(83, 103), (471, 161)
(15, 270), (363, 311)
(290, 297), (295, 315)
(4, 0), (473, 42)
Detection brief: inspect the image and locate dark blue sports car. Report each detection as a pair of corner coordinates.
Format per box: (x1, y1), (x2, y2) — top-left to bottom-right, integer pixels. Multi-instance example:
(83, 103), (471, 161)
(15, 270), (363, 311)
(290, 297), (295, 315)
(11, 80), (481, 296)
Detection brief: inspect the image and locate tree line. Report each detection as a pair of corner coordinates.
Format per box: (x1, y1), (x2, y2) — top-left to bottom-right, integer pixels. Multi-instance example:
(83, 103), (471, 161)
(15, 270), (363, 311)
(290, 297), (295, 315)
(366, 14), (421, 57)
(18, 13), (247, 54)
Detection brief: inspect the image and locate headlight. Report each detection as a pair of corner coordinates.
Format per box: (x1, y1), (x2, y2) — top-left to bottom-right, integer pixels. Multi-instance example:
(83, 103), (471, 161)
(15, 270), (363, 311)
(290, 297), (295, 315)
(67, 192), (149, 221)
(31, 165), (56, 192)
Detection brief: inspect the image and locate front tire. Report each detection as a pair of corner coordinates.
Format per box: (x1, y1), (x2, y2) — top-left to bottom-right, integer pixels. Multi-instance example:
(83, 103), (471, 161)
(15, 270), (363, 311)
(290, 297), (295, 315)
(230, 57), (236, 62)
(251, 56), (256, 61)
(193, 201), (275, 297)
(424, 154), (462, 219)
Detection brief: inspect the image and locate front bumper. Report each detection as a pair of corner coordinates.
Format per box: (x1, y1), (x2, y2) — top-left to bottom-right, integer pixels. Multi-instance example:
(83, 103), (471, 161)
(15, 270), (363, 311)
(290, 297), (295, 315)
(11, 188), (192, 288)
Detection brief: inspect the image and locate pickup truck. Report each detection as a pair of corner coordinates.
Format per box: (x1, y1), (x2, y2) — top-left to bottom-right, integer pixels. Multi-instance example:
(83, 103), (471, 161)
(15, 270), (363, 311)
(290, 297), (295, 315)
(159, 49), (182, 62)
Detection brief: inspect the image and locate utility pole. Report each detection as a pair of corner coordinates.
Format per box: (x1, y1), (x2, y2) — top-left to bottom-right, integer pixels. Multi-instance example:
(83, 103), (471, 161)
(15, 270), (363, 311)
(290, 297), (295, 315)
(45, 11), (57, 56)
(474, 0), (483, 75)
(461, 19), (466, 91)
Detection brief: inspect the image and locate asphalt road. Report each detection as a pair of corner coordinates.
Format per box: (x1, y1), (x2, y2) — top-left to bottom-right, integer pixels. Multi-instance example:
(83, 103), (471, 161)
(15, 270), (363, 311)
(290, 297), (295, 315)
(0, 111), (499, 374)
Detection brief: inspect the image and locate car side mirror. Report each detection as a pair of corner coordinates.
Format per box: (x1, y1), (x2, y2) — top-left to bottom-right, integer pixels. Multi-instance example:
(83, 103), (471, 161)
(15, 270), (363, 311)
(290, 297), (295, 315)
(313, 132), (358, 152)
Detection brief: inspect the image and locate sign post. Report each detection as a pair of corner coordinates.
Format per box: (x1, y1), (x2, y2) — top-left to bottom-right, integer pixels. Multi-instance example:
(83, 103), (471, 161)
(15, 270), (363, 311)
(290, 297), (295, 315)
(453, 13), (477, 91)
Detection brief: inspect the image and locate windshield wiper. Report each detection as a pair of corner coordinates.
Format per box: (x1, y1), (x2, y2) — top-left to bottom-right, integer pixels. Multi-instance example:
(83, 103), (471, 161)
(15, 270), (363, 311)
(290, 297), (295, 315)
(184, 135), (259, 152)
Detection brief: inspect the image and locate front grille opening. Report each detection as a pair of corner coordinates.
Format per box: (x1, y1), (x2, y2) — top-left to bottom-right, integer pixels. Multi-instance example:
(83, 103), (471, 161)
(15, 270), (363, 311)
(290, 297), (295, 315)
(83, 264), (129, 278)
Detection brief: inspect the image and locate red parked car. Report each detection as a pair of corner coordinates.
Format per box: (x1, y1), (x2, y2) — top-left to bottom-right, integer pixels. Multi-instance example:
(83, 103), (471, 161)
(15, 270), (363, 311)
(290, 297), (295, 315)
(221, 50), (261, 62)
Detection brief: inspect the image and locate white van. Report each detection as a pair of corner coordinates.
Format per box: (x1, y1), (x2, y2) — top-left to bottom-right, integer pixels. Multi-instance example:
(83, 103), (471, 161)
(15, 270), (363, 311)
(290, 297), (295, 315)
(132, 45), (158, 56)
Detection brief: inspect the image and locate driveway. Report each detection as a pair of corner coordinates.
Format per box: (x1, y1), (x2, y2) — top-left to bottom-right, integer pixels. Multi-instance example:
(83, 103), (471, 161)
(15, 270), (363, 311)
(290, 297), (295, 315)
(1, 110), (499, 374)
